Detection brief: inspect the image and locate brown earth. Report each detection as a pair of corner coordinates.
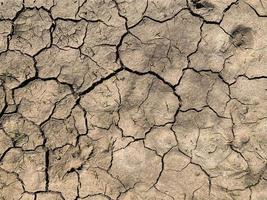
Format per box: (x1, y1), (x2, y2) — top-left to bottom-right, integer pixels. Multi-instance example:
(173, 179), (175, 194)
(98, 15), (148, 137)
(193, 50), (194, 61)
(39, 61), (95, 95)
(0, 0), (267, 200)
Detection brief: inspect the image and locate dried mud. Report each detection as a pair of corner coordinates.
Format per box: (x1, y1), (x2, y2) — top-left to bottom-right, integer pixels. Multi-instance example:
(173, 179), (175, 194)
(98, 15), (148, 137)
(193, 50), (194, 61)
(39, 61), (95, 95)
(0, 0), (267, 200)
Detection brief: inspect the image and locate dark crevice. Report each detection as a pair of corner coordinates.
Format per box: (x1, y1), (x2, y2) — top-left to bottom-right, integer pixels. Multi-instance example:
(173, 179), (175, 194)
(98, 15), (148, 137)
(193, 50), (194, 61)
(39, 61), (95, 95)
(79, 67), (124, 96)
(44, 150), (50, 191)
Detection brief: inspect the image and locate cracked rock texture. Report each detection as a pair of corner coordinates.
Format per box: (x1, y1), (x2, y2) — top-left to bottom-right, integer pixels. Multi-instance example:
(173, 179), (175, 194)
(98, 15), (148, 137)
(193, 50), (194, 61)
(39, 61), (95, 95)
(0, 0), (267, 200)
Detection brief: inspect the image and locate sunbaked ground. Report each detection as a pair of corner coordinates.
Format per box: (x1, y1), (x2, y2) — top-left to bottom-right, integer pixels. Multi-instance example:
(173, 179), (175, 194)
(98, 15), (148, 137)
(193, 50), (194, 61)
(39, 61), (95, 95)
(0, 0), (267, 200)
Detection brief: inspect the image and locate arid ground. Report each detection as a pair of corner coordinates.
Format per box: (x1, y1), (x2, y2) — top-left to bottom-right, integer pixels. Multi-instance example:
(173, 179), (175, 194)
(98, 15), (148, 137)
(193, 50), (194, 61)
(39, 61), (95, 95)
(0, 0), (267, 199)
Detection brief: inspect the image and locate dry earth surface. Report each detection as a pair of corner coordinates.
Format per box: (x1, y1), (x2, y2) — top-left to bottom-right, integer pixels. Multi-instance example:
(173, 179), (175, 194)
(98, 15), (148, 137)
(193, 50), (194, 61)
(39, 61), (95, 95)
(0, 0), (267, 200)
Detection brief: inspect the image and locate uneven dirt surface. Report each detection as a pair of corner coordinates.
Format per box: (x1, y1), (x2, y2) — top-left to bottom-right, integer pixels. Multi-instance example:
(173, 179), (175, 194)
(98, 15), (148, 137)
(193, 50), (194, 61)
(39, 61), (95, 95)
(0, 0), (267, 200)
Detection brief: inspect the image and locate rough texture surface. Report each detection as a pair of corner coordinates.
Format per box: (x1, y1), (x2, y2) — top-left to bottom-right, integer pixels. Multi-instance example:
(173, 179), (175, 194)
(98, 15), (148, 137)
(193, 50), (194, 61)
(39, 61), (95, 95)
(0, 0), (267, 200)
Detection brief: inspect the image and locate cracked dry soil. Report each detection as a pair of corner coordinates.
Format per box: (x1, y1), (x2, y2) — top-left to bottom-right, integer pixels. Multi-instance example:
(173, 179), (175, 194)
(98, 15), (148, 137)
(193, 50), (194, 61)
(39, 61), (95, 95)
(0, 0), (267, 200)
